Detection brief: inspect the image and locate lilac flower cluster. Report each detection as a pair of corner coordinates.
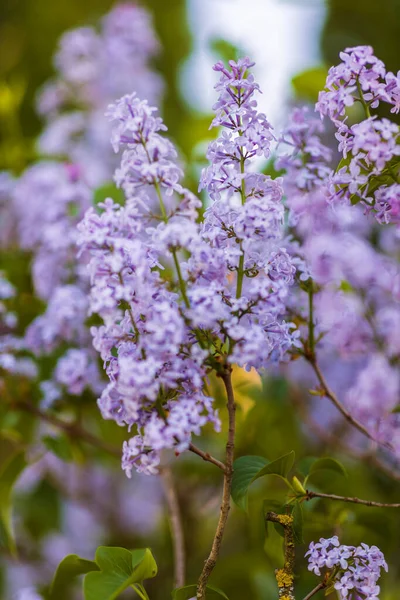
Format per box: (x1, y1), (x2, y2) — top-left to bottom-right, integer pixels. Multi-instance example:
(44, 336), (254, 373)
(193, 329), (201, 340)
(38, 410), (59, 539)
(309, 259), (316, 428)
(306, 536), (388, 599)
(199, 58), (297, 366)
(316, 46), (400, 223)
(78, 59), (296, 475)
(277, 106), (400, 455)
(37, 3), (162, 186)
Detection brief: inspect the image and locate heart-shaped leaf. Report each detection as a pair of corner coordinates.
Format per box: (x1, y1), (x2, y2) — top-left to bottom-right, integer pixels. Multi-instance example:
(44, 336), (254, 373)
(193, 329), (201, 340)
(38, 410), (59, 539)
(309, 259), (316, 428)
(231, 452), (295, 511)
(304, 457), (347, 487)
(50, 554), (99, 599)
(84, 547), (157, 600)
(231, 456), (268, 511)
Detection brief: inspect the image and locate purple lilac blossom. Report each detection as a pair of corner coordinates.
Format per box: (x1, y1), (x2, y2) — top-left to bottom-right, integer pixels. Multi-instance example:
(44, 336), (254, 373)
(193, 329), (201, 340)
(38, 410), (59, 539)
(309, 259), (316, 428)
(316, 46), (400, 224)
(78, 59), (297, 475)
(37, 3), (162, 187)
(9, 162), (102, 399)
(277, 106), (400, 456)
(306, 536), (388, 600)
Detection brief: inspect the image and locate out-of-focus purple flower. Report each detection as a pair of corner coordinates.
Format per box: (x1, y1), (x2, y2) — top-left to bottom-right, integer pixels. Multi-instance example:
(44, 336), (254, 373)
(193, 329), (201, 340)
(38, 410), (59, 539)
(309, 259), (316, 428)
(37, 4), (163, 187)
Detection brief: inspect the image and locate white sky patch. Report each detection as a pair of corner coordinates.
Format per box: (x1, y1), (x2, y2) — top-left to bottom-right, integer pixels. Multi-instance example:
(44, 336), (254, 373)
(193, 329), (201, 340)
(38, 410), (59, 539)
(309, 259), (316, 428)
(182, 0), (326, 128)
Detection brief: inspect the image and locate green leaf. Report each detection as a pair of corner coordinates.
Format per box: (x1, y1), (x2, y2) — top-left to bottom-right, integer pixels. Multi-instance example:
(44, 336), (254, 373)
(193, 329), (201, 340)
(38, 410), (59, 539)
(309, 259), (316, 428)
(0, 451), (26, 554)
(231, 455), (268, 511)
(304, 458), (347, 487)
(292, 503), (304, 544)
(256, 451), (295, 479)
(231, 452), (295, 511)
(173, 584), (229, 599)
(83, 547), (157, 600)
(291, 67), (327, 101)
(42, 435), (73, 462)
(50, 554), (99, 600)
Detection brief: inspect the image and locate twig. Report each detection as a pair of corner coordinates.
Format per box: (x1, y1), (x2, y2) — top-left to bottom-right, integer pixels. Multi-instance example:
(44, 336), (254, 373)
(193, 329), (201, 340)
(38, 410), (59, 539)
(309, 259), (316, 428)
(13, 401), (121, 458)
(266, 512), (295, 600)
(290, 388), (400, 482)
(302, 581), (326, 600)
(305, 355), (394, 452)
(196, 369), (236, 600)
(15, 398), (229, 472)
(160, 466), (186, 589)
(188, 443), (226, 473)
(305, 490), (400, 508)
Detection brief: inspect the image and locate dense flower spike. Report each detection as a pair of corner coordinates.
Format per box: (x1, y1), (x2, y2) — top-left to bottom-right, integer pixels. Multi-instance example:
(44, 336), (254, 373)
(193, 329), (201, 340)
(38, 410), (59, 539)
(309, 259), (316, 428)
(316, 46), (400, 224)
(79, 59), (296, 475)
(37, 3), (162, 186)
(199, 58), (297, 367)
(306, 536), (388, 599)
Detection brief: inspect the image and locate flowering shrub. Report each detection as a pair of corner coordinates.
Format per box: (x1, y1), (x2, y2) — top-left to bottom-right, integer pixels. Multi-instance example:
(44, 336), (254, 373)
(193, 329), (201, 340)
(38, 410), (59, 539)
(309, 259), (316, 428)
(0, 4), (400, 599)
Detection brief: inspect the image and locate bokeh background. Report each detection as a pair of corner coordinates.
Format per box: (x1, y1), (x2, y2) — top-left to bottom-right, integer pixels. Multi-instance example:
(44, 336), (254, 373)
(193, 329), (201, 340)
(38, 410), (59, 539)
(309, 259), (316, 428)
(0, 1), (399, 599)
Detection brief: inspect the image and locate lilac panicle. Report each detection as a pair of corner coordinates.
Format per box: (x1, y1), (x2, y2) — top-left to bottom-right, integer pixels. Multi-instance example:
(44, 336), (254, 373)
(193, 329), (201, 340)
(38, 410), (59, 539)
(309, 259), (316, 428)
(79, 59), (297, 476)
(316, 46), (400, 225)
(306, 536), (387, 600)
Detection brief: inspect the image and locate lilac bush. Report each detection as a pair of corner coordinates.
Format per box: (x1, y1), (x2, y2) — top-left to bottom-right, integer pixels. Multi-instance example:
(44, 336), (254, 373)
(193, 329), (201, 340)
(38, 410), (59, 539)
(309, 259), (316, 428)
(1, 9), (399, 597)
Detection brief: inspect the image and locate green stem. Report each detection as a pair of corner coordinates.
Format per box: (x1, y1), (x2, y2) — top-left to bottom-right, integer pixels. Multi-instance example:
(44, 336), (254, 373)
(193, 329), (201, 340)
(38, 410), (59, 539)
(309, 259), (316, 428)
(235, 155), (246, 300)
(356, 78), (371, 118)
(132, 583), (149, 600)
(152, 172), (191, 309)
(172, 249), (190, 309)
(154, 180), (169, 223)
(236, 252), (245, 300)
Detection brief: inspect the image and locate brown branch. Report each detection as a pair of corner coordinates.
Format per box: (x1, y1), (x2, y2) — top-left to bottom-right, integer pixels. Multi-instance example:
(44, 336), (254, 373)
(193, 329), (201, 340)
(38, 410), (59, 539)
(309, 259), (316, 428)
(305, 354), (394, 453)
(266, 512), (295, 600)
(196, 369), (236, 600)
(160, 466), (186, 589)
(188, 443), (226, 473)
(306, 490), (400, 508)
(302, 582), (326, 600)
(290, 387), (400, 482)
(13, 401), (121, 458)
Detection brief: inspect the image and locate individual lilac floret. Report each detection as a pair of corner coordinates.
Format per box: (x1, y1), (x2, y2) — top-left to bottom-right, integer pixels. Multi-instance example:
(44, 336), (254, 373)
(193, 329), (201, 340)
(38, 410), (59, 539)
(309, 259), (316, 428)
(306, 536), (388, 600)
